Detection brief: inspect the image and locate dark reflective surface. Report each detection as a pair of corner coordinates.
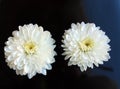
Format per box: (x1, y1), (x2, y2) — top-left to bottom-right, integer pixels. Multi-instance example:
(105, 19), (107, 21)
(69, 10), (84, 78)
(0, 0), (118, 89)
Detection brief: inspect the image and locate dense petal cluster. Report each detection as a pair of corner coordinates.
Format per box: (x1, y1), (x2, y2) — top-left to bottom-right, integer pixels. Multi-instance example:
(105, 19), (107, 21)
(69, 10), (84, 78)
(4, 24), (56, 79)
(62, 22), (111, 71)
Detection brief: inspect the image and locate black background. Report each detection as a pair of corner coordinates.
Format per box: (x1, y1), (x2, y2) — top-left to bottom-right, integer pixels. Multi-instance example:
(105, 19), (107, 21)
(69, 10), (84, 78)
(0, 0), (118, 89)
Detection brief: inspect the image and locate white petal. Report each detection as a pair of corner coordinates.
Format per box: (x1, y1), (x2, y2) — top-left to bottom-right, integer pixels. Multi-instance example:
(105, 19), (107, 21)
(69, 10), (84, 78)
(62, 22), (111, 72)
(4, 23), (56, 79)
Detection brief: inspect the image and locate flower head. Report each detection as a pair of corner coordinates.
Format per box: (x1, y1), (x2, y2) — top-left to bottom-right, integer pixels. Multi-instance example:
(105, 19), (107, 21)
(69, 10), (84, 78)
(62, 22), (111, 71)
(4, 24), (56, 79)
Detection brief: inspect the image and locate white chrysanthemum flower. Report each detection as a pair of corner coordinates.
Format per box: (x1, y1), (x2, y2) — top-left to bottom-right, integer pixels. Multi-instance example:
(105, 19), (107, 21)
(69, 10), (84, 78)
(4, 24), (57, 79)
(62, 22), (111, 71)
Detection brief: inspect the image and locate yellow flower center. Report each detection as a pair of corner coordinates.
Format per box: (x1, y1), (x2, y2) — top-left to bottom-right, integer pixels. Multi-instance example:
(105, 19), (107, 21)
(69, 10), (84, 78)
(79, 37), (94, 52)
(24, 41), (37, 55)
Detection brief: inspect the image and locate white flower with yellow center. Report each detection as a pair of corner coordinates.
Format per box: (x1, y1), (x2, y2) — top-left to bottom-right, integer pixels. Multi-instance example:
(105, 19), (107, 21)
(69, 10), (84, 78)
(4, 24), (57, 79)
(62, 22), (111, 71)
